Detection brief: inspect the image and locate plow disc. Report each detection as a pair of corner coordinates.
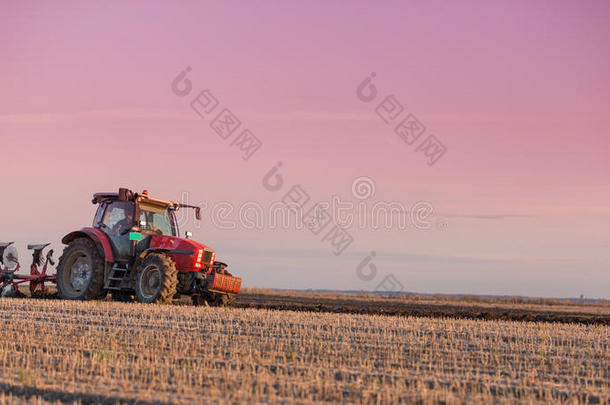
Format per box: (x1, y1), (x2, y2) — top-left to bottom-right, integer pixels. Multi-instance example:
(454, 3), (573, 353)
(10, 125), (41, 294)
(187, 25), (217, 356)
(28, 269), (57, 298)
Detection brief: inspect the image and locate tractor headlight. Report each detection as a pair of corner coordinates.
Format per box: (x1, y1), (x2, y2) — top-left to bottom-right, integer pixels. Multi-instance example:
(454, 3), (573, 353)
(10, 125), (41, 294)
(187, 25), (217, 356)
(194, 249), (204, 268)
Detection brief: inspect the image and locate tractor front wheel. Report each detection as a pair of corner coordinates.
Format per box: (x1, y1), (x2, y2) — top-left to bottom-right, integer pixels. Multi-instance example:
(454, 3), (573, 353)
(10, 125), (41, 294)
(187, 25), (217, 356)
(134, 253), (177, 304)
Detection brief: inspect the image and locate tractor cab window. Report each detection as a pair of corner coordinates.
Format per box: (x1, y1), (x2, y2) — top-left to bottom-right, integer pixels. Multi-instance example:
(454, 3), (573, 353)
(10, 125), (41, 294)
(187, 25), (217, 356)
(102, 202), (134, 235)
(138, 203), (177, 236)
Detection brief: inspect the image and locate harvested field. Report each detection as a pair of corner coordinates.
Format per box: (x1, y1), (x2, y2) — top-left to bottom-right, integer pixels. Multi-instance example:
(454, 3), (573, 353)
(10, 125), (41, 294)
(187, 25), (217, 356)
(19, 287), (610, 325)
(0, 298), (608, 404)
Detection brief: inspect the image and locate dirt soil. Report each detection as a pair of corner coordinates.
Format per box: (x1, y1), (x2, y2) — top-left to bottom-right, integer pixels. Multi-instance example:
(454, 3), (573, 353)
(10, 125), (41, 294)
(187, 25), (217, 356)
(234, 289), (610, 325)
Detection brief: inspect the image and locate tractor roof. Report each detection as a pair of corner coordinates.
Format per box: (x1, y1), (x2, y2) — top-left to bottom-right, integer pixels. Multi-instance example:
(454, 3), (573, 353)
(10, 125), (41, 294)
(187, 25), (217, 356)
(92, 189), (174, 208)
(91, 192), (120, 204)
(138, 195), (174, 208)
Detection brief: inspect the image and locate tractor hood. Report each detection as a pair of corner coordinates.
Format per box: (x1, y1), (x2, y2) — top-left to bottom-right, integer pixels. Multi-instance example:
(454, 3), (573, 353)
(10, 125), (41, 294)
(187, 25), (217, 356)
(149, 235), (215, 271)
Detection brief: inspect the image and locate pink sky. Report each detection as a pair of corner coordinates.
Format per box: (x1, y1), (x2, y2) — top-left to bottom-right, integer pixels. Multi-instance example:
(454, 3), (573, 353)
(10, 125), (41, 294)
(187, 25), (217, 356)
(1, 0), (609, 298)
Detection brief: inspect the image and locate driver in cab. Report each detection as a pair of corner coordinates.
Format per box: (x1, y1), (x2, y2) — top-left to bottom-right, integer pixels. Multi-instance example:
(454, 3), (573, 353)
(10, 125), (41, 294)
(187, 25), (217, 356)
(112, 211), (134, 236)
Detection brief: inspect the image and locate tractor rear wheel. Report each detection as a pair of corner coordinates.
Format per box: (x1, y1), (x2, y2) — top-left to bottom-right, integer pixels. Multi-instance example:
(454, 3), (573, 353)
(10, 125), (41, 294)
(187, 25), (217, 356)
(134, 253), (177, 304)
(56, 238), (106, 300)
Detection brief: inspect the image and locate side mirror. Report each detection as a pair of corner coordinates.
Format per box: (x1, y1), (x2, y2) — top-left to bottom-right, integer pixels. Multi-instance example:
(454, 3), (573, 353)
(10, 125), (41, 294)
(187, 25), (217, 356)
(195, 207), (201, 220)
(185, 231), (193, 239)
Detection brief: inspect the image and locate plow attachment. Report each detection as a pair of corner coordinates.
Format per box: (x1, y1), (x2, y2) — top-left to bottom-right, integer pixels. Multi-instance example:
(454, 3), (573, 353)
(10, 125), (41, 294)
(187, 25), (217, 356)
(0, 242), (56, 298)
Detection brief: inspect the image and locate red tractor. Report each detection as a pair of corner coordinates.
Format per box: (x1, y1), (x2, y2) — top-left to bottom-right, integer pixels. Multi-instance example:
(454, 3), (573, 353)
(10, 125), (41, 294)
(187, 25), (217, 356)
(56, 188), (241, 306)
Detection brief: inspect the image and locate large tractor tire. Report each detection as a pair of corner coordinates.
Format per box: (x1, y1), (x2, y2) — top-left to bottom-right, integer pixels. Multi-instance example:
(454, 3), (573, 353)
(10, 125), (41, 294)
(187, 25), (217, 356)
(134, 253), (177, 304)
(56, 238), (106, 300)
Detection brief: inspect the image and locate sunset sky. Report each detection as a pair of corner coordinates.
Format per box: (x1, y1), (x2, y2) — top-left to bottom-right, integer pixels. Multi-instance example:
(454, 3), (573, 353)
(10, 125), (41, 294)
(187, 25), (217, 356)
(1, 0), (609, 298)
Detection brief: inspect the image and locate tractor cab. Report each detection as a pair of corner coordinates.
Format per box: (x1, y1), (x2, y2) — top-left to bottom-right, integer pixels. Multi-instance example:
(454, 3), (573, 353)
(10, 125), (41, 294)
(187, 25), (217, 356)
(92, 190), (179, 261)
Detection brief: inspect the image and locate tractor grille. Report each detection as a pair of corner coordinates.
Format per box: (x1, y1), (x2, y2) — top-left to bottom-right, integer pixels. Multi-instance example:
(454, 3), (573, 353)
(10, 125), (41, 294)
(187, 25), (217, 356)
(202, 249), (214, 264)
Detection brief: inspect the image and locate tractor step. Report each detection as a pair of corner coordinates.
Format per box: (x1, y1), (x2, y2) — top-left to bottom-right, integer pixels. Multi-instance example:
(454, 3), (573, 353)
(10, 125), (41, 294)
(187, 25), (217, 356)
(105, 263), (130, 290)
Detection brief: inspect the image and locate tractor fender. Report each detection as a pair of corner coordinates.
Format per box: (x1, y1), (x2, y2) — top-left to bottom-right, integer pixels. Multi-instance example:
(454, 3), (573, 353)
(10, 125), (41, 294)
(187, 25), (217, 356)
(61, 227), (115, 263)
(139, 248), (194, 257)
(138, 248), (170, 260)
(137, 248), (195, 271)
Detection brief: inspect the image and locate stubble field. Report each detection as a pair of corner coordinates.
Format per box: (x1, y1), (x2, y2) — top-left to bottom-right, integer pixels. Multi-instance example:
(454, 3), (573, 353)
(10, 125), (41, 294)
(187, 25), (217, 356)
(0, 298), (607, 404)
